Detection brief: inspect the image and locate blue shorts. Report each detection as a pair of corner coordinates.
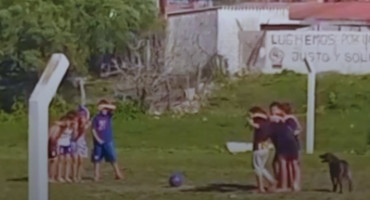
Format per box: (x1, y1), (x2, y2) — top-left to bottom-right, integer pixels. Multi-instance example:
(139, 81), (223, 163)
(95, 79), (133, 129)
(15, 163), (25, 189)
(92, 142), (117, 163)
(59, 145), (72, 155)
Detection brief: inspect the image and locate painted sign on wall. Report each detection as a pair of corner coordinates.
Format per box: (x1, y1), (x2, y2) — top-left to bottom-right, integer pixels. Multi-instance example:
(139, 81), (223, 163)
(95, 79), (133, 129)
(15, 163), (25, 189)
(264, 31), (370, 74)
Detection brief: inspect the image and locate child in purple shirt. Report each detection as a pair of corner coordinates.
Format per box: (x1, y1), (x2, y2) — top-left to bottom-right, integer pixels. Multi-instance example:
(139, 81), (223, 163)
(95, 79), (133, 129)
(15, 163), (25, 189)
(269, 101), (282, 181)
(92, 99), (123, 181)
(281, 102), (302, 191)
(281, 102), (302, 152)
(269, 102), (300, 192)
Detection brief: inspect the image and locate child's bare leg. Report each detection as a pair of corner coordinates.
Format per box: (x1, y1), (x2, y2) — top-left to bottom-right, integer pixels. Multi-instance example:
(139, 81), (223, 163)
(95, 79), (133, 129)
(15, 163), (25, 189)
(54, 156), (60, 181)
(277, 158), (289, 192)
(256, 174), (265, 193)
(256, 173), (265, 192)
(52, 159), (58, 180)
(94, 163), (101, 182)
(72, 155), (79, 182)
(292, 160), (301, 191)
(69, 155), (74, 180)
(64, 155), (72, 183)
(112, 162), (123, 180)
(49, 159), (56, 182)
(77, 156), (84, 182)
(57, 156), (65, 182)
(48, 160), (52, 178)
(287, 161), (294, 190)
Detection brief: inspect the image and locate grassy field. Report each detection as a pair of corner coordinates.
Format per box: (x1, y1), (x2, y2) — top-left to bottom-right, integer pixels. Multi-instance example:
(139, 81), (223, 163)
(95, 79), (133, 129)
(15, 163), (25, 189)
(2, 73), (370, 200)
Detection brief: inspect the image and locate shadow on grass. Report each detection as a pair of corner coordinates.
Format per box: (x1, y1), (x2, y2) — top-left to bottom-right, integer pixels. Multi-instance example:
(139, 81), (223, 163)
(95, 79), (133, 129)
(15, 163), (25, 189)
(182, 183), (257, 193)
(7, 177), (28, 182)
(312, 189), (332, 193)
(82, 177), (94, 181)
(6, 176), (94, 182)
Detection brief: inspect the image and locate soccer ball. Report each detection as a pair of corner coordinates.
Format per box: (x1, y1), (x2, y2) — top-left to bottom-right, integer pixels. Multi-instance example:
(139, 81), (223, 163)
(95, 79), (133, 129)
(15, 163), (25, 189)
(169, 172), (184, 187)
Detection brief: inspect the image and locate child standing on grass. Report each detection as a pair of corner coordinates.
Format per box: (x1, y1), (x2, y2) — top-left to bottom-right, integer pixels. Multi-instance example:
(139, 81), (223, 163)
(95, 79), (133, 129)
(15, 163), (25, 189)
(281, 103), (302, 153)
(248, 106), (276, 193)
(56, 112), (75, 183)
(269, 102), (300, 192)
(71, 106), (90, 182)
(281, 102), (302, 191)
(48, 116), (67, 183)
(92, 99), (123, 181)
(269, 101), (282, 182)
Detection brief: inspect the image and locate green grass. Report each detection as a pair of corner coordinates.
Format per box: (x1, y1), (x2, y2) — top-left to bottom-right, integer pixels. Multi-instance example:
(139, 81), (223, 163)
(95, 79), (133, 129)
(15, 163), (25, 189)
(2, 73), (370, 200)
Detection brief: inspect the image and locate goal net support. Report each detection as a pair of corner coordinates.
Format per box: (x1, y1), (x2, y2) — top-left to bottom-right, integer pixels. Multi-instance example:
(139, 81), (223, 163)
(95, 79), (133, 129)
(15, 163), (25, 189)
(28, 54), (70, 200)
(304, 58), (316, 154)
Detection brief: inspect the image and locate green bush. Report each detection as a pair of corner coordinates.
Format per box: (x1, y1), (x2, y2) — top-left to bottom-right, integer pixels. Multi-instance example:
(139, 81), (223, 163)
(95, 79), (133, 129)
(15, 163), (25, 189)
(114, 101), (143, 121)
(49, 95), (74, 118)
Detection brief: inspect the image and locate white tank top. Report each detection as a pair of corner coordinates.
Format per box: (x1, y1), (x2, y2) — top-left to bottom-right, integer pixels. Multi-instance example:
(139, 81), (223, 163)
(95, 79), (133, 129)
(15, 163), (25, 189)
(58, 128), (73, 146)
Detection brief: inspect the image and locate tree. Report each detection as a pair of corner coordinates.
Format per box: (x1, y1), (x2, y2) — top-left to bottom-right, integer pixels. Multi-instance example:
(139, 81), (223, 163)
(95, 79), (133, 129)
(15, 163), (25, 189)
(0, 0), (158, 75)
(0, 0), (158, 110)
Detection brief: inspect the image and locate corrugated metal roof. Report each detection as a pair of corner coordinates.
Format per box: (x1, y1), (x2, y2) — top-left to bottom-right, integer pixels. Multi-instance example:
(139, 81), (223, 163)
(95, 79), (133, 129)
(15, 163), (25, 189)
(289, 2), (370, 21)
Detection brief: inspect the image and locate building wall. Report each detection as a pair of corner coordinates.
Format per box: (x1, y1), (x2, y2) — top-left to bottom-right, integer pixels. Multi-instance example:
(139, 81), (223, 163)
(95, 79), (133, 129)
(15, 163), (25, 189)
(166, 9), (218, 74)
(240, 31), (370, 74)
(217, 6), (299, 75)
(165, 4), (370, 75)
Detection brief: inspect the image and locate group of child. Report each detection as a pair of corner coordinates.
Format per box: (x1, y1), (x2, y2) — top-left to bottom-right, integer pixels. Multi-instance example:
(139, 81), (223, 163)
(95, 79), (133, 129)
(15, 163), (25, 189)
(47, 98), (300, 188)
(249, 101), (302, 193)
(48, 99), (123, 183)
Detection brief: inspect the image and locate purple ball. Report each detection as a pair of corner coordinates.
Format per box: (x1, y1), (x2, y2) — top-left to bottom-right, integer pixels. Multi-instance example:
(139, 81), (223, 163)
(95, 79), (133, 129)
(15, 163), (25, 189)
(169, 173), (184, 187)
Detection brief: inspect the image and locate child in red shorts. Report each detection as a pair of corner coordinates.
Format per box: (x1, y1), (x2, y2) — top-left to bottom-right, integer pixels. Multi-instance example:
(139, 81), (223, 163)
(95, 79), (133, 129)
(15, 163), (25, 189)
(270, 102), (300, 192)
(282, 102), (302, 192)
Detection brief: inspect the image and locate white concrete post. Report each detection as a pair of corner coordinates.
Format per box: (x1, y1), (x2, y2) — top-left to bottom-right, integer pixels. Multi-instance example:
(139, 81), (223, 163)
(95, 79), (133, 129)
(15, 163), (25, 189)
(29, 54), (69, 200)
(304, 58), (316, 154)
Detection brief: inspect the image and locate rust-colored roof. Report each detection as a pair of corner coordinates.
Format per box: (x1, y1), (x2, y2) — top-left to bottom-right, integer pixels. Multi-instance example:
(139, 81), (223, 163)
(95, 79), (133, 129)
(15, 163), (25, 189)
(222, 2), (291, 10)
(289, 2), (370, 21)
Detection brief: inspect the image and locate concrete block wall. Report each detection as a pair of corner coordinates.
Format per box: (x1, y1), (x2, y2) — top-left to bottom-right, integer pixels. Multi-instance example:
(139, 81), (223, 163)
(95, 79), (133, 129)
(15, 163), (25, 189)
(217, 4), (299, 74)
(166, 9), (218, 74)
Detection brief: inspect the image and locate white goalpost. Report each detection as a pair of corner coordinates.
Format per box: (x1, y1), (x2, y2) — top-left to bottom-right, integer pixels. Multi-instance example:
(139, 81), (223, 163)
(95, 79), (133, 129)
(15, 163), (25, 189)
(28, 54), (70, 200)
(304, 58), (316, 154)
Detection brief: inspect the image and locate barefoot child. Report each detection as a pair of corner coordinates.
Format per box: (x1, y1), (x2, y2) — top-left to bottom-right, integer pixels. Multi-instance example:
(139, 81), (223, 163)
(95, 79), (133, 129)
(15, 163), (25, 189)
(269, 101), (282, 181)
(92, 100), (123, 181)
(48, 116), (67, 182)
(281, 103), (302, 191)
(269, 102), (300, 192)
(248, 106), (276, 193)
(56, 112), (75, 183)
(71, 106), (90, 182)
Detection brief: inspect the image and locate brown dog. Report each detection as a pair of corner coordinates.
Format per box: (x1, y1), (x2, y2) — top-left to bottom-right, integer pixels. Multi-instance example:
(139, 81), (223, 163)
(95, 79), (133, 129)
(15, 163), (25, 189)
(319, 153), (353, 193)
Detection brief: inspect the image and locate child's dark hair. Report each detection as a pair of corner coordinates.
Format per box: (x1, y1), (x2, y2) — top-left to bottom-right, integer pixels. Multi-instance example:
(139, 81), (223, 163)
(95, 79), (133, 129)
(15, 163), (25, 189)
(66, 110), (78, 119)
(59, 115), (68, 121)
(98, 99), (110, 105)
(58, 116), (69, 126)
(269, 101), (280, 113)
(249, 106), (267, 125)
(249, 106), (267, 115)
(281, 102), (292, 114)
